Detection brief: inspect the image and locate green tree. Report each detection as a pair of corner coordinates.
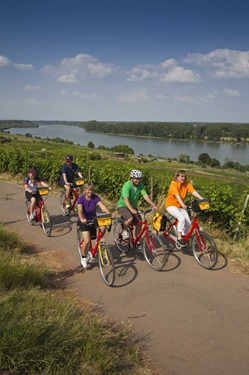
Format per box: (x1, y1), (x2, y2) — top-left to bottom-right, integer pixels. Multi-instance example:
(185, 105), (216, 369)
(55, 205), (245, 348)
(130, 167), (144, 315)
(88, 141), (95, 149)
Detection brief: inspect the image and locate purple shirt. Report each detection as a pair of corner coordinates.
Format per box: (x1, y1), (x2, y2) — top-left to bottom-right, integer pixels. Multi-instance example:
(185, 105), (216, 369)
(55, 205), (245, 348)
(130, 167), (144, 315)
(77, 194), (101, 220)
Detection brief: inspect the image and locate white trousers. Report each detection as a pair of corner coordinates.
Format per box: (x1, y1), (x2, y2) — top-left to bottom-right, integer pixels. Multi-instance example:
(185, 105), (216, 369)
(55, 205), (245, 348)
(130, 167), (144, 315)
(166, 206), (191, 236)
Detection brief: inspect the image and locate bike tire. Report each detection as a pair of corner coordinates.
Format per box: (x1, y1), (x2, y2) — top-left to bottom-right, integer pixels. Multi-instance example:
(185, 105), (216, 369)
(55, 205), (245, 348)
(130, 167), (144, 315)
(162, 217), (178, 251)
(143, 232), (167, 271)
(41, 207), (52, 236)
(60, 191), (70, 216)
(113, 218), (131, 253)
(25, 200), (34, 225)
(192, 231), (218, 270)
(98, 241), (115, 286)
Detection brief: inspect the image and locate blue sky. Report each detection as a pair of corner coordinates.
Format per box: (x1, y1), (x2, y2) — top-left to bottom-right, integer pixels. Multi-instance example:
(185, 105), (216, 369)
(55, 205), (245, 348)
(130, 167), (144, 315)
(1, 0), (249, 122)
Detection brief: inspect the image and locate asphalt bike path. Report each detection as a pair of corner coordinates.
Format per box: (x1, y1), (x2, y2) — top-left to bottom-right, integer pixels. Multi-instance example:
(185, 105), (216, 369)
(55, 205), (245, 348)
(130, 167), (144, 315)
(1, 181), (249, 375)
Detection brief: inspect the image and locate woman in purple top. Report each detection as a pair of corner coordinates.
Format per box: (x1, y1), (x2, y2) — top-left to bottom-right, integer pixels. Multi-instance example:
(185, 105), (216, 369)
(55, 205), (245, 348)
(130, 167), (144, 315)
(77, 182), (112, 268)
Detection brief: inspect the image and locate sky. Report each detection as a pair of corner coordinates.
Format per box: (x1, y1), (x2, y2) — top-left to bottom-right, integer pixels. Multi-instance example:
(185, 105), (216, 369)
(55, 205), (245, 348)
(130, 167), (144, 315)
(1, 0), (249, 123)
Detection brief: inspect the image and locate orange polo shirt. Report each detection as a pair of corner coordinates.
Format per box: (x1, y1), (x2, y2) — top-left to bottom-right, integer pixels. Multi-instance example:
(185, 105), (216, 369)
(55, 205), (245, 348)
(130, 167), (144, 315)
(165, 180), (195, 208)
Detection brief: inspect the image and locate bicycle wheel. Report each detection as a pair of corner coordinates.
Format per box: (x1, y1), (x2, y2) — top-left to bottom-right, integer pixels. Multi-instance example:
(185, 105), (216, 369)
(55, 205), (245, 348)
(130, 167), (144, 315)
(60, 191), (70, 216)
(192, 231), (218, 269)
(113, 218), (131, 253)
(25, 200), (34, 225)
(143, 232), (167, 271)
(41, 207), (52, 236)
(98, 241), (115, 286)
(162, 217), (177, 251)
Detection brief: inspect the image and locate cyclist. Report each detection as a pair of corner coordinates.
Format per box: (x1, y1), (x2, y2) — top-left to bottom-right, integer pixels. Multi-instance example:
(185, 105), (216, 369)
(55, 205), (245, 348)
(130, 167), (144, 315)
(60, 155), (84, 209)
(24, 169), (51, 221)
(77, 182), (113, 268)
(165, 169), (203, 248)
(117, 169), (157, 251)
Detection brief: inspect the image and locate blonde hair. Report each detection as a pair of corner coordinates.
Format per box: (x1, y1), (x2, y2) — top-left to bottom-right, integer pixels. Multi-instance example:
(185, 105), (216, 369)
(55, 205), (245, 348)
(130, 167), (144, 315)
(83, 182), (95, 193)
(173, 169), (187, 181)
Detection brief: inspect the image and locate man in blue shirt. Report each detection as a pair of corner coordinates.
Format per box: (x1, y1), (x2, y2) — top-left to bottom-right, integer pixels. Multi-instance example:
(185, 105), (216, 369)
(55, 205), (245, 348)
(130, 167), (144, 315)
(60, 155), (84, 208)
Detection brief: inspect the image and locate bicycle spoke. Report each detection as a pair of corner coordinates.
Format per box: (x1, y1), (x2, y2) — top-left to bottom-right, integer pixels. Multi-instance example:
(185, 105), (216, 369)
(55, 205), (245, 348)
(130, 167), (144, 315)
(98, 241), (115, 286)
(192, 231), (218, 269)
(41, 207), (52, 236)
(143, 232), (167, 271)
(25, 200), (34, 225)
(113, 219), (131, 253)
(60, 191), (70, 216)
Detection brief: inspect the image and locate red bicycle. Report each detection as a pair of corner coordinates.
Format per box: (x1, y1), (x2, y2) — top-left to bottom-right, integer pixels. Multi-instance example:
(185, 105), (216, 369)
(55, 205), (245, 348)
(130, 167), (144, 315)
(25, 187), (52, 236)
(77, 213), (115, 286)
(60, 178), (84, 216)
(160, 199), (218, 270)
(113, 208), (167, 271)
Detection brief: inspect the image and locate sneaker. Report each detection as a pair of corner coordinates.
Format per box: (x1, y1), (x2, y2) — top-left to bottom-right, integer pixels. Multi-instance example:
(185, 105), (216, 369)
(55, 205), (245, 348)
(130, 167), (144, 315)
(65, 201), (70, 209)
(73, 205), (78, 212)
(137, 244), (143, 255)
(176, 239), (186, 248)
(81, 257), (87, 268)
(122, 230), (129, 240)
(29, 213), (34, 221)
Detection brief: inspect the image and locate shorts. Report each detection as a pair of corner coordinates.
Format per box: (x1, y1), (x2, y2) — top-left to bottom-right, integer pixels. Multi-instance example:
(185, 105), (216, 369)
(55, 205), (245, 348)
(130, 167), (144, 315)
(25, 191), (42, 204)
(118, 207), (142, 224)
(77, 221), (96, 239)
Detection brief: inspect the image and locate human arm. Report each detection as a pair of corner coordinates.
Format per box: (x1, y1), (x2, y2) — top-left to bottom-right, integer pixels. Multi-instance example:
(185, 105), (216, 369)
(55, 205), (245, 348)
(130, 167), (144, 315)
(174, 194), (188, 210)
(77, 171), (84, 179)
(40, 180), (52, 191)
(123, 197), (138, 215)
(97, 201), (115, 218)
(78, 203), (87, 224)
(143, 194), (157, 211)
(192, 190), (203, 200)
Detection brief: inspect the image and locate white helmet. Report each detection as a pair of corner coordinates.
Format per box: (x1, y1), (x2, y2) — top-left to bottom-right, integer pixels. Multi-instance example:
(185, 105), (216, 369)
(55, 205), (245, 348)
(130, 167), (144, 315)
(130, 169), (142, 179)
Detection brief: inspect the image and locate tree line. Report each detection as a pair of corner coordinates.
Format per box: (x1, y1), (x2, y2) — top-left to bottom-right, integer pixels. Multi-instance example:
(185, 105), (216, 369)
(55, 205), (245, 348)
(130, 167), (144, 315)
(1, 120), (249, 143)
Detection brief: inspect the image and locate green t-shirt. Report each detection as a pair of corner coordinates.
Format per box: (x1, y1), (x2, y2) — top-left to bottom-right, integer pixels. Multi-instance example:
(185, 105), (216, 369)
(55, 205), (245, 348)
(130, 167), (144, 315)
(118, 180), (147, 209)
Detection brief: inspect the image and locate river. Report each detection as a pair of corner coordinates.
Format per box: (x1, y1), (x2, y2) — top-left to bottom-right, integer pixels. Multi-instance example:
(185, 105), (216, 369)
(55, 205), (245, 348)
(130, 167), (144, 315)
(5, 124), (249, 165)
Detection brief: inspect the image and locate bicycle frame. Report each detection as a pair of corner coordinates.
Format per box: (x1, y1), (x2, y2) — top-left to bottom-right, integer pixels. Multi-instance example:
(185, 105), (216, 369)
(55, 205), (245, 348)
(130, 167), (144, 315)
(164, 215), (200, 244)
(128, 220), (150, 247)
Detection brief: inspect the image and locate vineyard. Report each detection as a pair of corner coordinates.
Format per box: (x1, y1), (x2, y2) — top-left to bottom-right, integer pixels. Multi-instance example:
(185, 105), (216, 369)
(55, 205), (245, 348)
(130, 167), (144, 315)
(1, 133), (249, 238)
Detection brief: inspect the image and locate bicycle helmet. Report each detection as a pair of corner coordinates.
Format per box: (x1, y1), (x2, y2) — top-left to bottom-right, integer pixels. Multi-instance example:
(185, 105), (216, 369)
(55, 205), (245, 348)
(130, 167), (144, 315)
(130, 169), (142, 179)
(66, 155), (73, 163)
(28, 169), (37, 175)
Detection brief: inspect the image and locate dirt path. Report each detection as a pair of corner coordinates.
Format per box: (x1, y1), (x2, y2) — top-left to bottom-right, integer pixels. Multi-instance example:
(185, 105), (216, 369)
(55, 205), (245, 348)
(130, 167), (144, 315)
(1, 181), (249, 375)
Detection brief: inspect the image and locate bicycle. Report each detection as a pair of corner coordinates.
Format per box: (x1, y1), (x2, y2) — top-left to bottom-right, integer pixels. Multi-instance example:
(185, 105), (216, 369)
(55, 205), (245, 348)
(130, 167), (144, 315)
(77, 213), (116, 286)
(60, 178), (84, 216)
(25, 187), (52, 236)
(160, 199), (218, 270)
(113, 208), (167, 271)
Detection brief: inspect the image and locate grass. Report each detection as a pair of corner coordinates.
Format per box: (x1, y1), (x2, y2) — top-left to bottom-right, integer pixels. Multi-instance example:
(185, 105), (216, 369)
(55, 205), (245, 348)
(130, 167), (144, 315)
(0, 225), (155, 375)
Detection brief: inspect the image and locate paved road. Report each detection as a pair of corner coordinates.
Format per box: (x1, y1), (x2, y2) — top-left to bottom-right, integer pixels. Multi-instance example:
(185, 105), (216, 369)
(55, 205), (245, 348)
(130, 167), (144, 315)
(1, 181), (249, 375)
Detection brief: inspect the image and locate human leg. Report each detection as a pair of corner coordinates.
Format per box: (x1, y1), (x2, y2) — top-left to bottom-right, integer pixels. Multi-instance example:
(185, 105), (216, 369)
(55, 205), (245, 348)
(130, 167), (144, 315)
(166, 206), (187, 240)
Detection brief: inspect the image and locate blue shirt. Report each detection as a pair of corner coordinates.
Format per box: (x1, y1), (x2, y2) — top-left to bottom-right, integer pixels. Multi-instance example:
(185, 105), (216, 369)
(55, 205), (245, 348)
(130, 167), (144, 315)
(60, 162), (80, 184)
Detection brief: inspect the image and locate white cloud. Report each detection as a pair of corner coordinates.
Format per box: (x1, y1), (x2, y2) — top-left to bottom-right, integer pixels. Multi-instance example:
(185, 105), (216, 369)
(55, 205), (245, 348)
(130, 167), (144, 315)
(184, 49), (249, 78)
(160, 66), (201, 83)
(126, 59), (201, 84)
(0, 55), (33, 70)
(118, 89), (149, 103)
(57, 73), (76, 83)
(126, 68), (152, 82)
(173, 94), (211, 104)
(0, 55), (11, 68)
(14, 63), (33, 70)
(42, 53), (114, 81)
(73, 91), (97, 99)
(223, 88), (240, 97)
(24, 85), (41, 90)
